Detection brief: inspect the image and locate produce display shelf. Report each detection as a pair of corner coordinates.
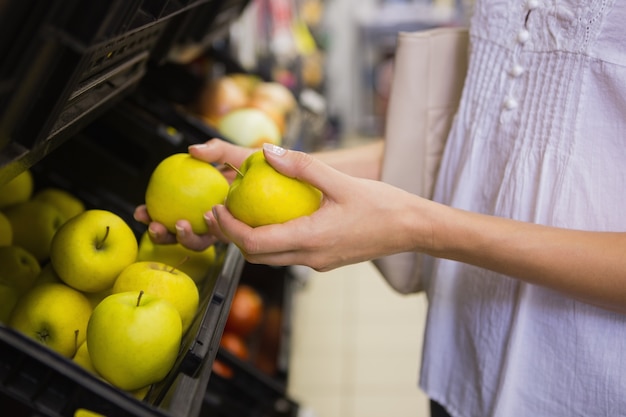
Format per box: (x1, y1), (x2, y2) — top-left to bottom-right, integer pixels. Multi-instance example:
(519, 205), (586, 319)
(0, 244), (245, 417)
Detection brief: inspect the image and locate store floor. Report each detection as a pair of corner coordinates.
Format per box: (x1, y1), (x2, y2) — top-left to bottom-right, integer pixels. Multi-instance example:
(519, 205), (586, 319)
(287, 261), (430, 417)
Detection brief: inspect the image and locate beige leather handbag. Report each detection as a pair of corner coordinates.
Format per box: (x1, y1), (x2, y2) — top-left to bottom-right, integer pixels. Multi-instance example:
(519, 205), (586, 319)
(372, 27), (469, 294)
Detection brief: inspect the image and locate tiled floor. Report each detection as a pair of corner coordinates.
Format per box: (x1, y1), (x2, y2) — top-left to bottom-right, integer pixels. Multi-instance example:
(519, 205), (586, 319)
(287, 261), (430, 417)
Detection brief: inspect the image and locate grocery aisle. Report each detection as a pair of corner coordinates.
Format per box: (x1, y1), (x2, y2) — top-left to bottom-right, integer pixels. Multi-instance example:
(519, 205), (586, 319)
(287, 261), (430, 417)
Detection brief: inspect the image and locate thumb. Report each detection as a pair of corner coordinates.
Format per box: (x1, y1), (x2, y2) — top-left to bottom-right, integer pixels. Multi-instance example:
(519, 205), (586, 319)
(262, 143), (344, 196)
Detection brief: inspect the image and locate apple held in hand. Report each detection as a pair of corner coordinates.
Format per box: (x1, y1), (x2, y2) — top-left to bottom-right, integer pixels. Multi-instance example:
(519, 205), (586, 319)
(225, 151), (322, 227)
(9, 282), (92, 358)
(136, 231), (217, 284)
(145, 153), (229, 235)
(113, 261), (199, 333)
(50, 209), (138, 293)
(87, 291), (182, 391)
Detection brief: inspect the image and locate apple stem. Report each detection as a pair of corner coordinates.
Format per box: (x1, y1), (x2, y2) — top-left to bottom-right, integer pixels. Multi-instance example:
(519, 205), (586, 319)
(224, 162), (243, 177)
(137, 290), (144, 307)
(172, 256), (189, 272)
(96, 226), (110, 250)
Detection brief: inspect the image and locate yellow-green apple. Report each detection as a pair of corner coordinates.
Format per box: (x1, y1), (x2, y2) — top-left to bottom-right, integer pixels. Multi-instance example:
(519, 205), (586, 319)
(113, 261), (199, 333)
(83, 288), (112, 310)
(87, 291), (182, 391)
(0, 211), (12, 246)
(73, 340), (151, 401)
(33, 187), (85, 223)
(0, 169), (34, 209)
(33, 263), (62, 286)
(9, 282), (93, 358)
(218, 108), (282, 148)
(136, 231), (216, 284)
(50, 209), (138, 293)
(74, 409), (106, 417)
(0, 245), (41, 295)
(4, 200), (65, 262)
(225, 151), (322, 227)
(0, 283), (19, 323)
(144, 153), (229, 234)
(73, 340), (98, 375)
(130, 385), (151, 401)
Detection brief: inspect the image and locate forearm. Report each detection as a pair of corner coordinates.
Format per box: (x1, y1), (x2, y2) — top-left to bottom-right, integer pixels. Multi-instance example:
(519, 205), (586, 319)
(422, 202), (626, 313)
(313, 139), (384, 180)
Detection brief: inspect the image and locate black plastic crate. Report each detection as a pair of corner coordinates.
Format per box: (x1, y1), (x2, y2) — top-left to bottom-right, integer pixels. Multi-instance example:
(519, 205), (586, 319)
(0, 243), (245, 417)
(0, 0), (215, 184)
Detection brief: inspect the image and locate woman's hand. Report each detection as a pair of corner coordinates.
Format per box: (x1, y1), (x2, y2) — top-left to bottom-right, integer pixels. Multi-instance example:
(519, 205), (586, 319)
(210, 144), (432, 271)
(133, 138), (256, 250)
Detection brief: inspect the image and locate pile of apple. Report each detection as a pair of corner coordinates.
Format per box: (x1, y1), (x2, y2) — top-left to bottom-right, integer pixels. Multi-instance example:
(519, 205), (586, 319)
(191, 73), (297, 148)
(0, 169), (217, 397)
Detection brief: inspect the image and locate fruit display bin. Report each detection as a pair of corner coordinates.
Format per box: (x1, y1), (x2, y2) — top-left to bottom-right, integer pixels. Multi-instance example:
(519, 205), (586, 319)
(0, 243), (245, 417)
(0, 0), (215, 184)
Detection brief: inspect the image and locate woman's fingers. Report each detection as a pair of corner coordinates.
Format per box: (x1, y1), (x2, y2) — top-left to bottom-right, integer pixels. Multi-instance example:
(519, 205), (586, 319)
(172, 219), (218, 251)
(147, 221), (177, 245)
(133, 204), (150, 224)
(261, 144), (346, 201)
(188, 138), (254, 168)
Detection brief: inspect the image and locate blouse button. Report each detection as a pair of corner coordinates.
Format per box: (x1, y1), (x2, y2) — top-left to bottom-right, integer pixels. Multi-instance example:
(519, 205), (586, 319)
(517, 29), (530, 44)
(527, 0), (540, 9)
(510, 64), (524, 77)
(503, 97), (519, 110)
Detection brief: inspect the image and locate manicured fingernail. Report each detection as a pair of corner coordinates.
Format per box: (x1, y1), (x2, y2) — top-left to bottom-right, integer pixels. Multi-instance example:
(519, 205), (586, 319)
(189, 143), (208, 151)
(148, 226), (159, 239)
(175, 224), (185, 237)
(212, 206), (219, 220)
(263, 143), (286, 156)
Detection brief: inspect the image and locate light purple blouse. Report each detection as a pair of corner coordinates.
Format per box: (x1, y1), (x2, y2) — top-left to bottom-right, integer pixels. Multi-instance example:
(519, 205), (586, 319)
(421, 1), (626, 416)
